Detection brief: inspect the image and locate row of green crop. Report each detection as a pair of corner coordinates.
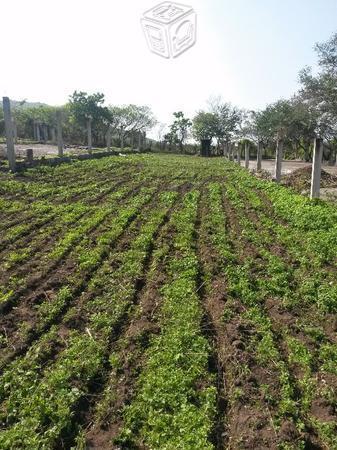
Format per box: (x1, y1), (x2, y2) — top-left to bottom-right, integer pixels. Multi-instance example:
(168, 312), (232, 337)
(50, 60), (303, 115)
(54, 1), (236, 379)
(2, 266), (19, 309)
(117, 191), (217, 450)
(0, 161), (137, 243)
(85, 204), (176, 438)
(0, 155), (189, 270)
(0, 160), (154, 270)
(0, 157), (142, 240)
(227, 163), (337, 264)
(224, 166), (337, 339)
(0, 186), (156, 367)
(221, 171), (337, 448)
(1, 202), (90, 265)
(0, 185), (103, 245)
(222, 163), (337, 316)
(0, 158), (187, 360)
(0, 182), (143, 310)
(204, 183), (304, 449)
(0, 166), (107, 203)
(0, 190), (177, 449)
(238, 188), (336, 314)
(0, 187), (154, 409)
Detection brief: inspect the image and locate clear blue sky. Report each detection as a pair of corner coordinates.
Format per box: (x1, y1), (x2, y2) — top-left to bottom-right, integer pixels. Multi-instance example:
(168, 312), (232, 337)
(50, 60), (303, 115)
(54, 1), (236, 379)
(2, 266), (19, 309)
(200, 0), (337, 108)
(1, 0), (337, 130)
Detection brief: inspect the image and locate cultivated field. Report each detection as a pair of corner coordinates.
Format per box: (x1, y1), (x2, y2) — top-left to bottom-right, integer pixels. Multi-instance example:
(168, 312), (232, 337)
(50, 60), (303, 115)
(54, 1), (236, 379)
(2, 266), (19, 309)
(0, 154), (336, 449)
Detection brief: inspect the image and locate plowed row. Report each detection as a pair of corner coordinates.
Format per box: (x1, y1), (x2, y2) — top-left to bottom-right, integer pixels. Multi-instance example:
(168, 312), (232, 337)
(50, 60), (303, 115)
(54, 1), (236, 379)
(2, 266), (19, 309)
(0, 154), (336, 449)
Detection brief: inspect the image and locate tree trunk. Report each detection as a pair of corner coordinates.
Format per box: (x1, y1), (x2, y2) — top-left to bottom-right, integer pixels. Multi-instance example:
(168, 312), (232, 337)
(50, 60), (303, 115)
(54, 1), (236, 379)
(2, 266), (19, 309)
(201, 139), (211, 157)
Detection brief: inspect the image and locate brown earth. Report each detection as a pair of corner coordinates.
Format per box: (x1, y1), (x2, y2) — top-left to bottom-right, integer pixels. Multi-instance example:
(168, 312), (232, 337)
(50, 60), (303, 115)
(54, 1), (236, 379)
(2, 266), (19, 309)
(282, 166), (337, 193)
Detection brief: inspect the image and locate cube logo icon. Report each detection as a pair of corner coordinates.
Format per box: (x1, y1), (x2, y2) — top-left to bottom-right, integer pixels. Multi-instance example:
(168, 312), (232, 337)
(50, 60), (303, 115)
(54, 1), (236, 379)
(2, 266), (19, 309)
(141, 2), (197, 59)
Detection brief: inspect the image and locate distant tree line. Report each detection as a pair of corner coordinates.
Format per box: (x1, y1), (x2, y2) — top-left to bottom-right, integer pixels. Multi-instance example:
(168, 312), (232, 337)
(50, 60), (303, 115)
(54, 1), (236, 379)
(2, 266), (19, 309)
(0, 92), (157, 150)
(162, 32), (337, 163)
(1, 32), (337, 162)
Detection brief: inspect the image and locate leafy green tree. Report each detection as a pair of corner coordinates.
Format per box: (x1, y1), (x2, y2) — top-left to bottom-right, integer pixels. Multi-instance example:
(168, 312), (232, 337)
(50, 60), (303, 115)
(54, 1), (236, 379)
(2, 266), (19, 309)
(245, 99), (318, 159)
(163, 130), (178, 150)
(108, 104), (156, 148)
(192, 111), (219, 142)
(208, 97), (242, 147)
(131, 105), (156, 131)
(12, 104), (58, 140)
(69, 91), (111, 145)
(69, 91), (110, 126)
(298, 32), (337, 163)
(167, 111), (192, 152)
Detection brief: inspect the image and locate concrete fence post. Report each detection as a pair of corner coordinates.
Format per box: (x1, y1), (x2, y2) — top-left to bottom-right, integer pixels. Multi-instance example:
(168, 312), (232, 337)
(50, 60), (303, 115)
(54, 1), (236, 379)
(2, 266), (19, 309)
(87, 117), (92, 153)
(257, 141), (262, 171)
(223, 141), (229, 158)
(56, 110), (64, 157)
(43, 124), (48, 142)
(310, 137), (323, 199)
(275, 139), (283, 183)
(228, 142), (233, 161)
(245, 142), (249, 169)
(13, 119), (18, 144)
(237, 143), (241, 165)
(51, 127), (56, 144)
(33, 120), (37, 140)
(2, 97), (16, 172)
(36, 122), (41, 141)
(106, 125), (112, 151)
(121, 132), (125, 150)
(26, 148), (34, 164)
(138, 131), (142, 150)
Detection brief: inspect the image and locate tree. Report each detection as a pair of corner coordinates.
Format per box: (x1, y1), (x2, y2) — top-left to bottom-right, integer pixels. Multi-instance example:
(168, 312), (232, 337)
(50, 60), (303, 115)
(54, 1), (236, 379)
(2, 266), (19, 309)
(163, 131), (178, 151)
(208, 97), (242, 148)
(245, 99), (318, 159)
(69, 91), (110, 125)
(69, 91), (111, 145)
(108, 104), (156, 149)
(315, 32), (337, 73)
(192, 111), (219, 142)
(127, 105), (157, 147)
(167, 111), (192, 152)
(298, 32), (337, 163)
(155, 122), (168, 150)
(108, 105), (134, 149)
(11, 104), (58, 141)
